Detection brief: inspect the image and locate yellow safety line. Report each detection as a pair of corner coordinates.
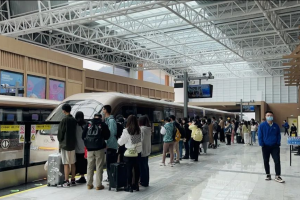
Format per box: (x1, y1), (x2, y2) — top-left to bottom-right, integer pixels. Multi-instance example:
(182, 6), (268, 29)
(0, 154), (162, 199)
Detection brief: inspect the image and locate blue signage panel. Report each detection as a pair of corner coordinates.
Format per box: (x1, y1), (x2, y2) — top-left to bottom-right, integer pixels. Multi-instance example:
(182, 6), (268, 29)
(0, 70), (24, 96)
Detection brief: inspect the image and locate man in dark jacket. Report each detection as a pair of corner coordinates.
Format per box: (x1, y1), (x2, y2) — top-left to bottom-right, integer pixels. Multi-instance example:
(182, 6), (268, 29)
(82, 113), (110, 190)
(258, 110), (284, 183)
(57, 103), (77, 187)
(212, 117), (219, 149)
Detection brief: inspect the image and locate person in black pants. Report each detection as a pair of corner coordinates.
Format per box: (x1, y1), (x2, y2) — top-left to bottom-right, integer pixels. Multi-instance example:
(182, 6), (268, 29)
(183, 118), (191, 159)
(192, 139), (201, 161)
(225, 120), (232, 145)
(258, 110), (284, 183)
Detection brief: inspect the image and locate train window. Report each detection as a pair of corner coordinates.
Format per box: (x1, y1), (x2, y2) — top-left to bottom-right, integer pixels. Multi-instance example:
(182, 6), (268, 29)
(47, 99), (103, 121)
(153, 110), (163, 122)
(32, 114), (39, 121)
(0, 109), (2, 121)
(1, 108), (19, 122)
(7, 114), (15, 121)
(176, 111), (183, 120)
(164, 107), (175, 118)
(122, 106), (137, 118)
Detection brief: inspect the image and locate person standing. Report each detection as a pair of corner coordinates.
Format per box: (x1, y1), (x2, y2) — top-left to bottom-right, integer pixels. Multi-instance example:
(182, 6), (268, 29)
(102, 105), (118, 183)
(82, 114), (110, 190)
(138, 115), (151, 187)
(182, 118), (191, 159)
(189, 120), (201, 161)
(290, 123), (297, 136)
(242, 121), (250, 146)
(208, 118), (214, 148)
(258, 111), (284, 183)
(231, 120), (236, 144)
(225, 120), (232, 145)
(118, 115), (142, 192)
(212, 117), (218, 149)
(74, 111), (87, 184)
(160, 117), (175, 166)
(201, 119), (209, 153)
(57, 104), (78, 187)
(251, 122), (258, 145)
(219, 117), (225, 143)
(282, 120), (290, 136)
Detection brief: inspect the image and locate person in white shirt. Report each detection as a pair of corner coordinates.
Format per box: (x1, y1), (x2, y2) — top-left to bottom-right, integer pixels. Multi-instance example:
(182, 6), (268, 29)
(118, 115), (142, 192)
(251, 122), (258, 145)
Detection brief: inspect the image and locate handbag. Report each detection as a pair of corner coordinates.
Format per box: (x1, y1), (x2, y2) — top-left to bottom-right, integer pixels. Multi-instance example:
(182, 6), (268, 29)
(124, 144), (138, 157)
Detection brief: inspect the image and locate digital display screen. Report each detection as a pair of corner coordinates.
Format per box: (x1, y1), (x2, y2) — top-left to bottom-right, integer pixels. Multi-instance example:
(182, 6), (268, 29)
(0, 70), (24, 96)
(188, 84), (213, 98)
(27, 75), (46, 99)
(243, 106), (255, 112)
(32, 114), (39, 121)
(49, 79), (65, 101)
(7, 114), (15, 121)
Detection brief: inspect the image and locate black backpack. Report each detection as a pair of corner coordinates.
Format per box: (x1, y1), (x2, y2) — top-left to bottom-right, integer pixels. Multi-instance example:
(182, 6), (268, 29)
(84, 122), (104, 149)
(116, 123), (124, 139)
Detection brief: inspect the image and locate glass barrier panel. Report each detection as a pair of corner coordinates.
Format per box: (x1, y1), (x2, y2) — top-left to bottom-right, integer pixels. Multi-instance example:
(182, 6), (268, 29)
(0, 124), (25, 169)
(152, 123), (162, 144)
(30, 124), (59, 163)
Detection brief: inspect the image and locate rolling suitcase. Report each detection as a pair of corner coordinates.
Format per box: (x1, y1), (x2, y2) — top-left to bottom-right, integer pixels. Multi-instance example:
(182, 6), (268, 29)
(109, 163), (127, 192)
(47, 153), (64, 187)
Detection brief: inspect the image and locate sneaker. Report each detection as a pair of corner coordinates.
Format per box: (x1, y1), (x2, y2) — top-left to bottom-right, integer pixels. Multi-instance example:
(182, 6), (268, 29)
(275, 176), (285, 183)
(71, 178), (76, 186)
(265, 175), (271, 181)
(87, 185), (94, 190)
(96, 185), (105, 190)
(76, 177), (87, 184)
(168, 163), (175, 167)
(62, 180), (70, 188)
(174, 160), (180, 164)
(160, 163), (166, 166)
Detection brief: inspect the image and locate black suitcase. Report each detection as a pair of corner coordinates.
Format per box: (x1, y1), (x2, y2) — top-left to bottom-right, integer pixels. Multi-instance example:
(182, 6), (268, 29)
(237, 136), (242, 144)
(109, 163), (127, 192)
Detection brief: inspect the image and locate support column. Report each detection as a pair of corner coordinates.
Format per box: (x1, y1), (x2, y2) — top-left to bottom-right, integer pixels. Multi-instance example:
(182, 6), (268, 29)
(184, 72), (188, 118)
(138, 64), (143, 81)
(165, 75), (169, 86)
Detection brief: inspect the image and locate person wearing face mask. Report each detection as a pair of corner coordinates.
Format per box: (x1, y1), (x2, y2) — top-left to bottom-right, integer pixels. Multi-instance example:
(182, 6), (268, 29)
(258, 110), (284, 183)
(290, 123), (297, 137)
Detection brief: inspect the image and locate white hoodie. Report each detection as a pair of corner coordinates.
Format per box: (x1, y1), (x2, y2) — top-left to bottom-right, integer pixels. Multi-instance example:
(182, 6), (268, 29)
(140, 126), (152, 157)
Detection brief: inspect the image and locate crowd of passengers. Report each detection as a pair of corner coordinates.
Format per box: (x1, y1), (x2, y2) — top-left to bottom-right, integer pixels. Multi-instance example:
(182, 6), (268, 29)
(56, 103), (294, 192)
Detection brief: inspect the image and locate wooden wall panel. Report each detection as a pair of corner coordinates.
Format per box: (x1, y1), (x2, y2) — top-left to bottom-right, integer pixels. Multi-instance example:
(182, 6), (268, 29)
(0, 50), (24, 71)
(108, 82), (117, 92)
(162, 91), (168, 99)
(68, 68), (82, 82)
(96, 80), (108, 91)
(86, 77), (94, 88)
(27, 58), (47, 75)
(49, 63), (66, 78)
(136, 87), (141, 96)
(169, 93), (174, 100)
(118, 83), (128, 93)
(67, 82), (82, 97)
(128, 85), (135, 95)
(142, 88), (149, 97)
(155, 90), (161, 99)
(150, 89), (155, 97)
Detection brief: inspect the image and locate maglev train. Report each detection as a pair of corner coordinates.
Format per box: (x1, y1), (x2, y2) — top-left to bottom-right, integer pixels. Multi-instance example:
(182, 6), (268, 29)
(35, 92), (236, 155)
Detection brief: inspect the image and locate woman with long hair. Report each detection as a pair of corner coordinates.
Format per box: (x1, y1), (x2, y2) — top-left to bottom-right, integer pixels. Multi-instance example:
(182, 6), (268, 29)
(201, 119), (209, 153)
(118, 115), (142, 192)
(231, 120), (236, 144)
(74, 111), (87, 183)
(225, 120), (232, 145)
(138, 115), (151, 187)
(242, 121), (250, 146)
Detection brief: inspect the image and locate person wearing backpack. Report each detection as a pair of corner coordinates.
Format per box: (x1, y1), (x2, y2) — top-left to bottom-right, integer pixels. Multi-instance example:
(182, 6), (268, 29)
(75, 111), (87, 184)
(116, 115), (125, 163)
(102, 105), (118, 183)
(282, 120), (289, 136)
(82, 113), (110, 190)
(189, 120), (203, 161)
(170, 115), (181, 163)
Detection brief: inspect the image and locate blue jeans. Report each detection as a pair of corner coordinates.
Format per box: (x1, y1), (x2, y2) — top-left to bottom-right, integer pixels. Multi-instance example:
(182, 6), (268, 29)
(251, 131), (256, 143)
(179, 140), (184, 158)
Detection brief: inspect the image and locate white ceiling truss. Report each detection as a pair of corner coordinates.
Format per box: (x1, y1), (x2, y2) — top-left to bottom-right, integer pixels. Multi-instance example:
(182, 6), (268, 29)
(0, 0), (299, 79)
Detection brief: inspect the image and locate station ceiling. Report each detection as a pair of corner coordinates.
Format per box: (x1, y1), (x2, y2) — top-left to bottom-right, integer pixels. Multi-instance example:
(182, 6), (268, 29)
(0, 0), (299, 79)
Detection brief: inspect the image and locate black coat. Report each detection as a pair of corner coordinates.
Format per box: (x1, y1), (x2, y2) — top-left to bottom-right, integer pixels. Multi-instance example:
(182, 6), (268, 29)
(184, 123), (191, 141)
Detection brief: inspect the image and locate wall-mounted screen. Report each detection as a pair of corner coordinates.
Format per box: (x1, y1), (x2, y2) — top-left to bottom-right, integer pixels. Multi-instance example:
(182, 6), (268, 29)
(188, 84), (213, 98)
(49, 79), (65, 101)
(27, 75), (46, 99)
(0, 70), (24, 96)
(243, 105), (255, 112)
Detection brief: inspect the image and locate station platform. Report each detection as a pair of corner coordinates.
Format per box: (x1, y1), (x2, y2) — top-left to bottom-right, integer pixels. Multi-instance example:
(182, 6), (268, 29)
(1, 139), (300, 200)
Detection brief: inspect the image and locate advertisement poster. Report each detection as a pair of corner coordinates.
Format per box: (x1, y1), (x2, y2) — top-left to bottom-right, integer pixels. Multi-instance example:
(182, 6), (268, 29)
(19, 125), (25, 143)
(0, 71), (23, 96)
(49, 79), (65, 101)
(27, 75), (46, 99)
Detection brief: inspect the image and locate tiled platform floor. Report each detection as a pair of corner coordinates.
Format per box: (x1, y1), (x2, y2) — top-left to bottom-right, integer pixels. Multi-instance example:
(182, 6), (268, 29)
(2, 136), (300, 200)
